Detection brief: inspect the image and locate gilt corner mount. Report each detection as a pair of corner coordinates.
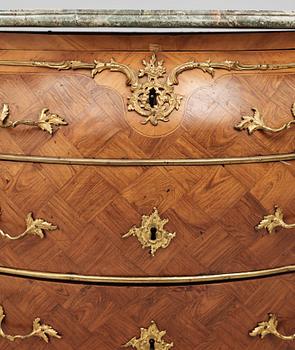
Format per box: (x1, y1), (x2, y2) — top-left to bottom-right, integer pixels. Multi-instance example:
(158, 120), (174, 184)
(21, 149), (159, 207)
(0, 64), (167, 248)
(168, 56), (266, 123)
(2, 54), (295, 126)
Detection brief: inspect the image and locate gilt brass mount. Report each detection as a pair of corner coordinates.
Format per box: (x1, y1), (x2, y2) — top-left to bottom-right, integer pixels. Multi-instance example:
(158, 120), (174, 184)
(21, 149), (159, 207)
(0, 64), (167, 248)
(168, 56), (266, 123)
(256, 206), (295, 234)
(0, 211), (57, 240)
(123, 321), (173, 349)
(0, 104), (67, 134)
(0, 305), (61, 343)
(2, 55), (295, 126)
(235, 102), (295, 134)
(250, 313), (295, 341)
(122, 208), (176, 256)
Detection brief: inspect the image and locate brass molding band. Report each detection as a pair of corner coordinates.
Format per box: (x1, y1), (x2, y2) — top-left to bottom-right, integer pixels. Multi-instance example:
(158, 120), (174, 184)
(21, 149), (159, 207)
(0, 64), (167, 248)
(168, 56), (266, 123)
(0, 265), (295, 285)
(0, 152), (294, 167)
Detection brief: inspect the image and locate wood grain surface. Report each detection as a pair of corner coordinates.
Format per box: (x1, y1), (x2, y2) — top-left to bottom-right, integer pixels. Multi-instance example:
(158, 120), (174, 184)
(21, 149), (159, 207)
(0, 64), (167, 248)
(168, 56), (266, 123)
(0, 61), (295, 156)
(0, 32), (295, 51)
(0, 33), (294, 276)
(1, 273), (295, 349)
(0, 160), (295, 276)
(0, 31), (295, 350)
(0, 49), (295, 156)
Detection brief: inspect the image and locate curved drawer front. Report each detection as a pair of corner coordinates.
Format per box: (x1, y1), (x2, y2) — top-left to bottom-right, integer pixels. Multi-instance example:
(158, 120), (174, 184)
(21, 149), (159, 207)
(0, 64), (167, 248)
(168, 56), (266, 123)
(0, 273), (295, 349)
(0, 39), (295, 158)
(0, 160), (294, 276)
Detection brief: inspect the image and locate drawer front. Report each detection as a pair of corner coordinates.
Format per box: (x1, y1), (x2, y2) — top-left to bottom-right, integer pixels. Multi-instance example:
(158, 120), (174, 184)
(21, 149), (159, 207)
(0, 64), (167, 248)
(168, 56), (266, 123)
(0, 160), (295, 275)
(0, 35), (295, 159)
(1, 32), (295, 350)
(0, 274), (295, 349)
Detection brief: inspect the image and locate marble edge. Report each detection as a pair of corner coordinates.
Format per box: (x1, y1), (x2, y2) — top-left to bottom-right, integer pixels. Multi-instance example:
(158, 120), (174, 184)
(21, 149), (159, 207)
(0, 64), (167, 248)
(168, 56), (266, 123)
(0, 9), (295, 29)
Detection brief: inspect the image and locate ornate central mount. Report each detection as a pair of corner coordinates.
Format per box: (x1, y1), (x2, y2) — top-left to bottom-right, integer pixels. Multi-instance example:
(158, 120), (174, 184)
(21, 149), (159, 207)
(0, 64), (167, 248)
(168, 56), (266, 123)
(122, 208), (176, 256)
(126, 54), (182, 126)
(123, 321), (173, 349)
(93, 53), (183, 126)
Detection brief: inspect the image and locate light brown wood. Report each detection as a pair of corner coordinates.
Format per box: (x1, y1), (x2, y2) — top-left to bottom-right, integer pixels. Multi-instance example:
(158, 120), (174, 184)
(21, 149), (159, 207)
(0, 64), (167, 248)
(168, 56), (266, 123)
(0, 274), (295, 349)
(0, 32), (295, 349)
(0, 56), (295, 157)
(0, 33), (294, 274)
(0, 32), (295, 51)
(0, 161), (295, 276)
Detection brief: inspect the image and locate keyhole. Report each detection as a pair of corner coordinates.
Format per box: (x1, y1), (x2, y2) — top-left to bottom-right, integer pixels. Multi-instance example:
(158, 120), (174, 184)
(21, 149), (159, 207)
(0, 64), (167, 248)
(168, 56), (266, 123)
(149, 338), (155, 350)
(149, 88), (158, 108)
(150, 227), (157, 241)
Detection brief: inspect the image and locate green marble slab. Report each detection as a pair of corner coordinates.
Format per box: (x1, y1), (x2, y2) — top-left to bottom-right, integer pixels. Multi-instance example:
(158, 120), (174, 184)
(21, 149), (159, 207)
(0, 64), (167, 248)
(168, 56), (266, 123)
(0, 9), (294, 29)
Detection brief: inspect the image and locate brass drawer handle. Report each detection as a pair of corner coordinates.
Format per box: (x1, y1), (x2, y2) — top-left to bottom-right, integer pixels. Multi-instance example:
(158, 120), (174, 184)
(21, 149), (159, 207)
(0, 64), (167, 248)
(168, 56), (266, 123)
(122, 207), (176, 256)
(123, 320), (173, 349)
(0, 211), (57, 240)
(235, 103), (295, 134)
(256, 206), (295, 234)
(250, 313), (295, 341)
(0, 103), (68, 134)
(0, 305), (61, 342)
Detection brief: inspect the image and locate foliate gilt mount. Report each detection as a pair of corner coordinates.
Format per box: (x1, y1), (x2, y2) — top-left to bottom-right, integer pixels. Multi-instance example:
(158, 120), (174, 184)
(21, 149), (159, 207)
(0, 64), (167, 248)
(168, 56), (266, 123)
(123, 321), (173, 350)
(0, 305), (61, 343)
(0, 104), (67, 134)
(256, 206), (295, 234)
(0, 211), (57, 240)
(235, 102), (295, 134)
(122, 208), (176, 256)
(250, 313), (295, 341)
(3, 55), (295, 126)
(127, 54), (182, 126)
(94, 53), (183, 126)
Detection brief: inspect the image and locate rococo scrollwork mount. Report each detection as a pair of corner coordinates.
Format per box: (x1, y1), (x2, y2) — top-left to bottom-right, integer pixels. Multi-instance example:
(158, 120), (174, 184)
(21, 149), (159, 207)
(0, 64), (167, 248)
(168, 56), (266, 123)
(2, 54), (295, 126)
(0, 305), (60, 343)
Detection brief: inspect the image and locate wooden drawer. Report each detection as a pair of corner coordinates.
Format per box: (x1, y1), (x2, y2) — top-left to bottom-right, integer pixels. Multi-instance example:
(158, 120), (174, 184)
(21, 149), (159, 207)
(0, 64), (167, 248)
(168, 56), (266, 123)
(0, 273), (295, 349)
(1, 30), (295, 350)
(0, 160), (295, 275)
(0, 35), (295, 159)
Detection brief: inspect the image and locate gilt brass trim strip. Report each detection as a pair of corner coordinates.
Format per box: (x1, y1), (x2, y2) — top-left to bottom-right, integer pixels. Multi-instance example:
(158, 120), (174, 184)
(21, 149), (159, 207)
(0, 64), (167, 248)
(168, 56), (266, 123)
(1, 58), (295, 76)
(0, 152), (294, 166)
(0, 265), (295, 285)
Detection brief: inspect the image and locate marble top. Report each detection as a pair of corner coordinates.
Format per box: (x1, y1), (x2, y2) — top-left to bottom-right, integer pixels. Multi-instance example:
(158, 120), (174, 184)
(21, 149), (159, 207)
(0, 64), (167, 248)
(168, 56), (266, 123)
(0, 10), (295, 30)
